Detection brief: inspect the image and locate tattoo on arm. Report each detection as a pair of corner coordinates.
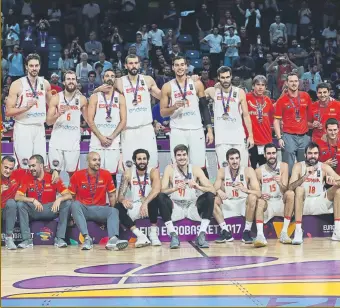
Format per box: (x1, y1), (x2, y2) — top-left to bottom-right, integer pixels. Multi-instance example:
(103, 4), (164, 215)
(118, 174), (129, 201)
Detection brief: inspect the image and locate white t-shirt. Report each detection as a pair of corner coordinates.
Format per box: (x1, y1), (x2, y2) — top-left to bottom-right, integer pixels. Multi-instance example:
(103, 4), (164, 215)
(148, 29), (165, 47)
(223, 35), (241, 57)
(203, 34), (223, 53)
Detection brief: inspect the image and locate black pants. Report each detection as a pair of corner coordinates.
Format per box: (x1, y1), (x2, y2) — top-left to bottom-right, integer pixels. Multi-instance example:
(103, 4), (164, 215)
(209, 53), (221, 78)
(249, 145), (266, 169)
(196, 192), (215, 219)
(115, 193), (172, 229)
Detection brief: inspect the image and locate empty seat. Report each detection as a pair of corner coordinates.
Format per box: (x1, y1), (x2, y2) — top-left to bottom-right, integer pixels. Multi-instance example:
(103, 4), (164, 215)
(48, 43), (62, 52)
(185, 50), (200, 59)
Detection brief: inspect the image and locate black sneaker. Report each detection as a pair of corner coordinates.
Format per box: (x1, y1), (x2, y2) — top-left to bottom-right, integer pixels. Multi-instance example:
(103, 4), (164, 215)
(242, 230), (253, 244)
(215, 229), (234, 243)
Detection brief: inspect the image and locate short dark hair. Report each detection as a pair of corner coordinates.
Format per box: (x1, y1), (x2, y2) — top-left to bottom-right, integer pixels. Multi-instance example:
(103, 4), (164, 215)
(88, 70), (96, 77)
(316, 82), (331, 92)
(264, 143), (277, 154)
(226, 148), (240, 160)
(174, 144), (189, 156)
(172, 56), (186, 65)
(26, 53), (41, 65)
(2, 156), (16, 164)
(287, 71), (299, 80)
(325, 118), (339, 129)
(305, 142), (320, 154)
(29, 154), (44, 165)
(125, 53), (139, 64)
(103, 68), (115, 75)
(132, 149), (150, 162)
(217, 66), (232, 77)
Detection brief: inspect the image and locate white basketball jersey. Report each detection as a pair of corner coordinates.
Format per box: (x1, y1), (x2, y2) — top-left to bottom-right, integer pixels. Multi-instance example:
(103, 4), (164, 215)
(171, 164), (197, 203)
(49, 91), (81, 151)
(224, 166), (247, 200)
(213, 87), (246, 145)
(90, 92), (120, 150)
(169, 79), (202, 130)
(15, 76), (46, 125)
(261, 163), (282, 199)
(301, 162), (324, 197)
(130, 166), (152, 203)
(122, 75), (152, 128)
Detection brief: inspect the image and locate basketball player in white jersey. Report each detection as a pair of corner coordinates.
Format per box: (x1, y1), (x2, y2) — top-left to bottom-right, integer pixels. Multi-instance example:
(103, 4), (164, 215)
(47, 70), (88, 175)
(213, 148), (261, 244)
(115, 149), (176, 248)
(5, 53), (52, 168)
(254, 143), (294, 247)
(161, 144), (216, 248)
(160, 56), (214, 170)
(286, 142), (340, 244)
(205, 66), (254, 167)
(87, 69), (126, 184)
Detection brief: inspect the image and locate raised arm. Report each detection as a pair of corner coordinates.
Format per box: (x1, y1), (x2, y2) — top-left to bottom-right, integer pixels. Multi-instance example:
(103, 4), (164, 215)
(161, 165), (177, 195)
(109, 93), (127, 140)
(239, 89), (254, 148)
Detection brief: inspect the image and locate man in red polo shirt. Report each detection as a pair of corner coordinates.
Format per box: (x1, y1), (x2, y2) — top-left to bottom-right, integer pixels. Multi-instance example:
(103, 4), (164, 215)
(15, 155), (72, 249)
(247, 75), (274, 169)
(1, 156), (28, 250)
(69, 151), (128, 251)
(274, 72), (312, 174)
(308, 83), (340, 143)
(319, 118), (340, 174)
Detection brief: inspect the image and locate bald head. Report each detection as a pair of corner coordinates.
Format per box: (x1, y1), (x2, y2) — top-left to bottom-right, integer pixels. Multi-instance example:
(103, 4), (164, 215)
(87, 152), (101, 172)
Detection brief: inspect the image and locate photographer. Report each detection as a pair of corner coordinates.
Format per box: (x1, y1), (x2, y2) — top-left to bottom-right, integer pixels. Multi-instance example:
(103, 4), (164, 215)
(69, 36), (84, 65)
(110, 27), (123, 54)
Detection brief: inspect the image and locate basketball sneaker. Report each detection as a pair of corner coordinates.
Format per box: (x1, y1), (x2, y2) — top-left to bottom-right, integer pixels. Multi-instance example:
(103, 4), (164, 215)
(54, 237), (68, 248)
(149, 231), (162, 246)
(5, 237), (17, 250)
(331, 230), (340, 241)
(81, 236), (93, 250)
(292, 229), (303, 245)
(242, 230), (253, 244)
(195, 231), (209, 248)
(253, 234), (267, 248)
(279, 232), (292, 244)
(106, 236), (129, 250)
(135, 233), (151, 248)
(170, 232), (180, 249)
(215, 229), (234, 243)
(18, 239), (33, 249)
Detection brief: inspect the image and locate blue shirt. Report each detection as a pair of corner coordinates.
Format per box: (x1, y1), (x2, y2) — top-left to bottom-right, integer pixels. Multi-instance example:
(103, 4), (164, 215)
(8, 53), (24, 77)
(152, 103), (170, 125)
(93, 60), (113, 72)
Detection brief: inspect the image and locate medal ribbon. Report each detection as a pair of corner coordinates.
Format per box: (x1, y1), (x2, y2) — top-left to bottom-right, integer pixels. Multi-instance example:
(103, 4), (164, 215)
(86, 171), (99, 202)
(102, 91), (115, 118)
(288, 95), (301, 120)
(64, 91), (77, 106)
(327, 139), (338, 160)
(175, 78), (188, 101)
(26, 77), (38, 99)
(34, 180), (45, 202)
(127, 75), (140, 104)
(221, 87), (233, 114)
(267, 162), (279, 174)
(230, 167), (239, 184)
(136, 169), (148, 197)
(177, 165), (192, 180)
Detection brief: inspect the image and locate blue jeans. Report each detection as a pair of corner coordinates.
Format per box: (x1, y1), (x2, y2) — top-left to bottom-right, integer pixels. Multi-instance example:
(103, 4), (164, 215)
(224, 56), (239, 67)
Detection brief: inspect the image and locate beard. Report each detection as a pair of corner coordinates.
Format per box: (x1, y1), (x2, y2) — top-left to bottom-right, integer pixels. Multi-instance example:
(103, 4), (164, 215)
(136, 163), (148, 171)
(306, 158), (318, 166)
(127, 68), (138, 76)
(267, 157), (277, 166)
(65, 84), (76, 93)
(105, 79), (115, 86)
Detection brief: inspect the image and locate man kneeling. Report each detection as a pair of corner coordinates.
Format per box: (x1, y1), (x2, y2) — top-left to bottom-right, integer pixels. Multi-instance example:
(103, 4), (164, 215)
(15, 155), (72, 248)
(161, 144), (216, 248)
(254, 143), (294, 247)
(69, 152), (128, 250)
(115, 149), (175, 248)
(214, 148), (261, 244)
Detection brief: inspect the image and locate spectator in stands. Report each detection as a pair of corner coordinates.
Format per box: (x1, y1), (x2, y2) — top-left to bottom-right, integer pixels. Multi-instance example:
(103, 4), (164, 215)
(36, 19), (50, 78)
(323, 0), (337, 29)
(63, 3), (78, 42)
(223, 26), (240, 67)
(114, 68), (122, 78)
(185, 58), (195, 76)
(21, 0), (33, 18)
(251, 43), (266, 74)
(2, 76), (12, 96)
(263, 53), (278, 99)
(322, 24), (337, 48)
(306, 37), (320, 66)
(218, 10), (236, 34)
(94, 63), (104, 85)
(283, 0), (298, 40)
(76, 52), (93, 86)
(110, 26), (123, 53)
(194, 55), (213, 79)
(2, 50), (9, 80)
(47, 2), (61, 36)
(331, 67), (340, 92)
(288, 39), (308, 68)
(49, 73), (63, 94)
(85, 32), (103, 64)
(231, 0), (245, 29)
(112, 50), (123, 70)
(82, 1), (101, 38)
(200, 27), (223, 73)
(4, 13), (20, 54)
(138, 25), (149, 45)
(302, 64), (323, 100)
(298, 1), (312, 41)
(82, 71), (99, 98)
(232, 51), (255, 92)
(69, 36), (84, 64)
(269, 15), (287, 46)
(270, 37), (288, 58)
(152, 103), (170, 134)
(140, 58), (155, 78)
(163, 1), (181, 36)
(200, 70), (215, 89)
(148, 24), (165, 60)
(323, 39), (337, 77)
(238, 26), (251, 56)
(245, 1), (261, 45)
(58, 49), (74, 81)
(7, 45), (24, 82)
(20, 18), (36, 56)
(164, 29), (177, 57)
(155, 65), (172, 89)
(169, 44), (184, 59)
(93, 52), (113, 72)
(196, 3), (214, 40)
(132, 33), (148, 61)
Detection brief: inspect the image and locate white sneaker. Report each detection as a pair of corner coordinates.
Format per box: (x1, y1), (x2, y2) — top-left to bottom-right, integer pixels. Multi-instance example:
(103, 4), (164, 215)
(279, 231), (292, 244)
(331, 230), (340, 241)
(149, 232), (162, 246)
(135, 234), (151, 248)
(253, 234), (267, 248)
(292, 229), (303, 245)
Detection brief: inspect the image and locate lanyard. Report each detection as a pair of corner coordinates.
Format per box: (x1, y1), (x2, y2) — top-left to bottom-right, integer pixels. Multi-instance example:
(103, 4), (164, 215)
(177, 165), (192, 180)
(34, 180), (45, 202)
(26, 77), (38, 99)
(230, 167), (240, 185)
(221, 87), (232, 115)
(102, 91), (115, 118)
(86, 171), (99, 202)
(288, 94), (301, 120)
(136, 169), (148, 197)
(327, 139), (338, 160)
(127, 75), (140, 105)
(267, 162), (279, 174)
(2, 176), (11, 187)
(64, 91), (77, 106)
(175, 78), (188, 101)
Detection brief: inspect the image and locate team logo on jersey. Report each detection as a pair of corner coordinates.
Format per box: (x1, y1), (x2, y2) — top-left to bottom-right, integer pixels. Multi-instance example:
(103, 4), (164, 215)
(81, 184), (87, 189)
(233, 92), (237, 98)
(141, 80), (145, 86)
(40, 83), (44, 90)
(29, 187), (34, 192)
(75, 98), (79, 105)
(114, 97), (118, 104)
(317, 170), (320, 177)
(222, 161), (228, 168)
(322, 151), (327, 155)
(240, 174), (244, 181)
(52, 160), (60, 167)
(22, 158), (28, 166)
(189, 84), (193, 90)
(125, 160), (133, 168)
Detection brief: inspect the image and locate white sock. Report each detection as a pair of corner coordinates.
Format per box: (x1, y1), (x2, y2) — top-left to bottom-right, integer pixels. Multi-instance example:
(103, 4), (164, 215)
(219, 222), (228, 232)
(256, 222), (264, 236)
(335, 220), (340, 231)
(244, 221), (252, 231)
(132, 228), (144, 237)
(295, 223), (302, 232)
(150, 226), (158, 236)
(282, 217), (291, 233)
(199, 219), (210, 234)
(165, 221), (176, 235)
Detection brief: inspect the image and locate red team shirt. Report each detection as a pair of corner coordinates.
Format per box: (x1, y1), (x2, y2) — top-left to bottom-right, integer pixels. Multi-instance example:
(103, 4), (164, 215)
(1, 169), (28, 208)
(318, 137), (340, 174)
(17, 172), (68, 204)
(307, 100), (340, 143)
(68, 169), (116, 206)
(274, 91), (312, 135)
(246, 93), (274, 145)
